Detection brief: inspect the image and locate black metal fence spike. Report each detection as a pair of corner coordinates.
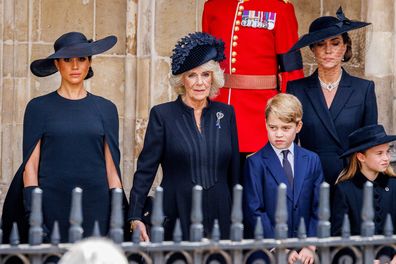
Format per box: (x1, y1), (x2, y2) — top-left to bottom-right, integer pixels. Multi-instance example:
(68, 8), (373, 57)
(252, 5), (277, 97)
(92, 220), (101, 237)
(51, 221), (60, 246)
(173, 218), (182, 243)
(151, 186), (164, 243)
(341, 214), (351, 239)
(318, 182), (330, 238)
(109, 188), (123, 244)
(132, 225), (141, 244)
(10, 222), (20, 246)
(231, 184), (243, 241)
(68, 187), (83, 243)
(361, 182), (374, 237)
(190, 185), (203, 242)
(29, 187), (43, 245)
(1, 178), (395, 263)
(384, 214), (393, 237)
(254, 216), (263, 240)
(298, 217), (307, 239)
(275, 183), (288, 239)
(212, 219), (220, 242)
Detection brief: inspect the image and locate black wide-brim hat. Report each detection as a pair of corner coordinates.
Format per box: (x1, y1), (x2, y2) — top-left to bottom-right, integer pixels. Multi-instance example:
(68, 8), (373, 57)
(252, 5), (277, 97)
(30, 32), (117, 78)
(171, 32), (225, 75)
(289, 7), (370, 52)
(340, 124), (396, 158)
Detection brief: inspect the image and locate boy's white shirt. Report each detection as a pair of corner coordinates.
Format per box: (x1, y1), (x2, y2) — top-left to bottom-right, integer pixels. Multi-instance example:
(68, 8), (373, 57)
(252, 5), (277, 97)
(270, 142), (295, 177)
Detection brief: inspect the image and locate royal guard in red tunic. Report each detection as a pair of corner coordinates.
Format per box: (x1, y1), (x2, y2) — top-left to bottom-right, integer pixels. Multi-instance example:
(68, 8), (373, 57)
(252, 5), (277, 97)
(203, 0), (304, 153)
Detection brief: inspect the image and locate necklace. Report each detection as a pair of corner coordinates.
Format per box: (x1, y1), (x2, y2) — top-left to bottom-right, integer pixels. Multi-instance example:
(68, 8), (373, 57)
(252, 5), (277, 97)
(319, 70), (343, 92)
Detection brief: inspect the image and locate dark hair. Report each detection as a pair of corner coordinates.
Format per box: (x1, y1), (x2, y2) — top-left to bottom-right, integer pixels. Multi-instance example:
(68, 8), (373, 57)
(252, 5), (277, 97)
(341, 32), (352, 62)
(309, 32), (352, 62)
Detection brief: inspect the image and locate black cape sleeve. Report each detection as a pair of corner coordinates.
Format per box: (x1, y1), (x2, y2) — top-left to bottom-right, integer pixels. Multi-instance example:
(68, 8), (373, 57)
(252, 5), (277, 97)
(2, 98), (46, 243)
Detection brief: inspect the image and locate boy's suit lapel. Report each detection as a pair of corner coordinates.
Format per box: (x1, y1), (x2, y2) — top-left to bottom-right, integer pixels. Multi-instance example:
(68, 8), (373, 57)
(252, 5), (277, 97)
(262, 144), (293, 202)
(292, 145), (308, 206)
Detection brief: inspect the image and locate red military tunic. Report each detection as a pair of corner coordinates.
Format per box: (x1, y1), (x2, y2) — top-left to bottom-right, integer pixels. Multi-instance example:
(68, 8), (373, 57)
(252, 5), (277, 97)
(203, 0), (304, 152)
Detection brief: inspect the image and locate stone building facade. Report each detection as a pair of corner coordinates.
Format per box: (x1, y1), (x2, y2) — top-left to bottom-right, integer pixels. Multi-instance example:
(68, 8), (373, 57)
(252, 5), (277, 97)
(0, 0), (394, 207)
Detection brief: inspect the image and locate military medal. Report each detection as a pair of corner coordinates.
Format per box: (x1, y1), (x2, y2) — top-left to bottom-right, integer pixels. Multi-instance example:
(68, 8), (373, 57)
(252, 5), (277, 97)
(267, 12), (276, 30)
(241, 10), (277, 30)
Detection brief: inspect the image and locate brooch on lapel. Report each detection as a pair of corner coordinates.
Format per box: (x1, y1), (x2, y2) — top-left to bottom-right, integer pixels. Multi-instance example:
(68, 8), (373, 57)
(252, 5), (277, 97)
(216, 112), (224, 128)
(385, 186), (390, 192)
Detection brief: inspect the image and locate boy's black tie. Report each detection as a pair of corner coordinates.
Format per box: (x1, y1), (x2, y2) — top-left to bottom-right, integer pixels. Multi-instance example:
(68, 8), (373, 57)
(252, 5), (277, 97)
(281, 150), (293, 189)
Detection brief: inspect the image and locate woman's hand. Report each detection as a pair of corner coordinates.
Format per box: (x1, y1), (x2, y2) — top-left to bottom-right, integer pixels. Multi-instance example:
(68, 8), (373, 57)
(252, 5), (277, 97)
(288, 250), (299, 264)
(298, 247), (315, 264)
(130, 220), (150, 242)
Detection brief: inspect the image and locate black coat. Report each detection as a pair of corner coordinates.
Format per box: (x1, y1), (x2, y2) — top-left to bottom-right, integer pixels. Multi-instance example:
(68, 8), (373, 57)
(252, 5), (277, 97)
(287, 69), (378, 185)
(331, 171), (396, 236)
(128, 96), (240, 240)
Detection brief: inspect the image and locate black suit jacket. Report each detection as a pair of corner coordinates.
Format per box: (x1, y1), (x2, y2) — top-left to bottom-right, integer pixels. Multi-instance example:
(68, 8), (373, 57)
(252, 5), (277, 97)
(287, 69), (378, 185)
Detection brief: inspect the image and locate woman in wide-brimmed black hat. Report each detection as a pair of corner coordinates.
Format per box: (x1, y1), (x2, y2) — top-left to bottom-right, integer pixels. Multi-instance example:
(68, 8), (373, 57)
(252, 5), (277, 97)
(331, 124), (396, 261)
(128, 32), (240, 243)
(2, 32), (129, 243)
(287, 7), (378, 188)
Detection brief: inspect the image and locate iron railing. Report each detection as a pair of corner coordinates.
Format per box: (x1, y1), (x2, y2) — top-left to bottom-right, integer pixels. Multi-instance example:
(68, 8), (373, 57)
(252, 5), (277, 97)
(0, 182), (395, 264)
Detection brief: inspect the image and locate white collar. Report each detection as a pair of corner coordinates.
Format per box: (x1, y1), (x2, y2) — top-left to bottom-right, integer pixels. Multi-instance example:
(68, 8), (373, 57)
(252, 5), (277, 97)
(270, 142), (295, 157)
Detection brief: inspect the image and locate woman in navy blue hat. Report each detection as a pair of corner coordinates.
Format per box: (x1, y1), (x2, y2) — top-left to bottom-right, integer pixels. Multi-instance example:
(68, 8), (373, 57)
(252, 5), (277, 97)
(2, 32), (128, 243)
(331, 124), (396, 261)
(128, 32), (240, 241)
(287, 7), (378, 187)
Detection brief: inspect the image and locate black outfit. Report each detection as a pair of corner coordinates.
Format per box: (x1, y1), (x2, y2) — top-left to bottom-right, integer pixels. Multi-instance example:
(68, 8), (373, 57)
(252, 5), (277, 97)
(2, 91), (127, 243)
(287, 69), (378, 186)
(331, 171), (396, 236)
(128, 96), (240, 240)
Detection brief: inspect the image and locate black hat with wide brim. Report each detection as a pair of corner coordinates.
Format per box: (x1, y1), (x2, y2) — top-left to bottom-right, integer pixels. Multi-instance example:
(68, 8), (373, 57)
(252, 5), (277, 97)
(30, 32), (117, 79)
(339, 124), (396, 158)
(288, 7), (370, 52)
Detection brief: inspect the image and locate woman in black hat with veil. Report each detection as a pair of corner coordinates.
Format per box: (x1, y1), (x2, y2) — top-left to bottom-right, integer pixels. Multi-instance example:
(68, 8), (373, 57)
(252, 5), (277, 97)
(287, 7), (378, 188)
(2, 32), (128, 243)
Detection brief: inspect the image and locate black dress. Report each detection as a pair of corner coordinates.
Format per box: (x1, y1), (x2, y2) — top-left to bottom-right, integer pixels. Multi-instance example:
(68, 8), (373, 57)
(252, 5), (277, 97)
(128, 96), (240, 240)
(2, 91), (126, 243)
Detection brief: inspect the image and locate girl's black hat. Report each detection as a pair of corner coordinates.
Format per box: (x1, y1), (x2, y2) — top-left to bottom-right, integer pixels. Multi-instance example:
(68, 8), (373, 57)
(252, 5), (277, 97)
(340, 124), (396, 158)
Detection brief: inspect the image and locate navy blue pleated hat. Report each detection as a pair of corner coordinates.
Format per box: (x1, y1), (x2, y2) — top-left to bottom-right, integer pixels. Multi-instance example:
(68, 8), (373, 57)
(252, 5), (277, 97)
(340, 125), (396, 158)
(30, 32), (117, 79)
(289, 7), (370, 52)
(171, 32), (225, 75)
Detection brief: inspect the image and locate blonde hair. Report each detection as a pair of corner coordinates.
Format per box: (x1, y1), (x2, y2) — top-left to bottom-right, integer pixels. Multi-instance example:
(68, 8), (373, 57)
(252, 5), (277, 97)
(336, 151), (396, 184)
(169, 60), (224, 98)
(265, 93), (303, 123)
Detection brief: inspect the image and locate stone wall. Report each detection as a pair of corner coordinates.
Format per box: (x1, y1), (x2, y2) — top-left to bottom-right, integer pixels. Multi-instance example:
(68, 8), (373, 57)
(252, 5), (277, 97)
(0, 0), (395, 208)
